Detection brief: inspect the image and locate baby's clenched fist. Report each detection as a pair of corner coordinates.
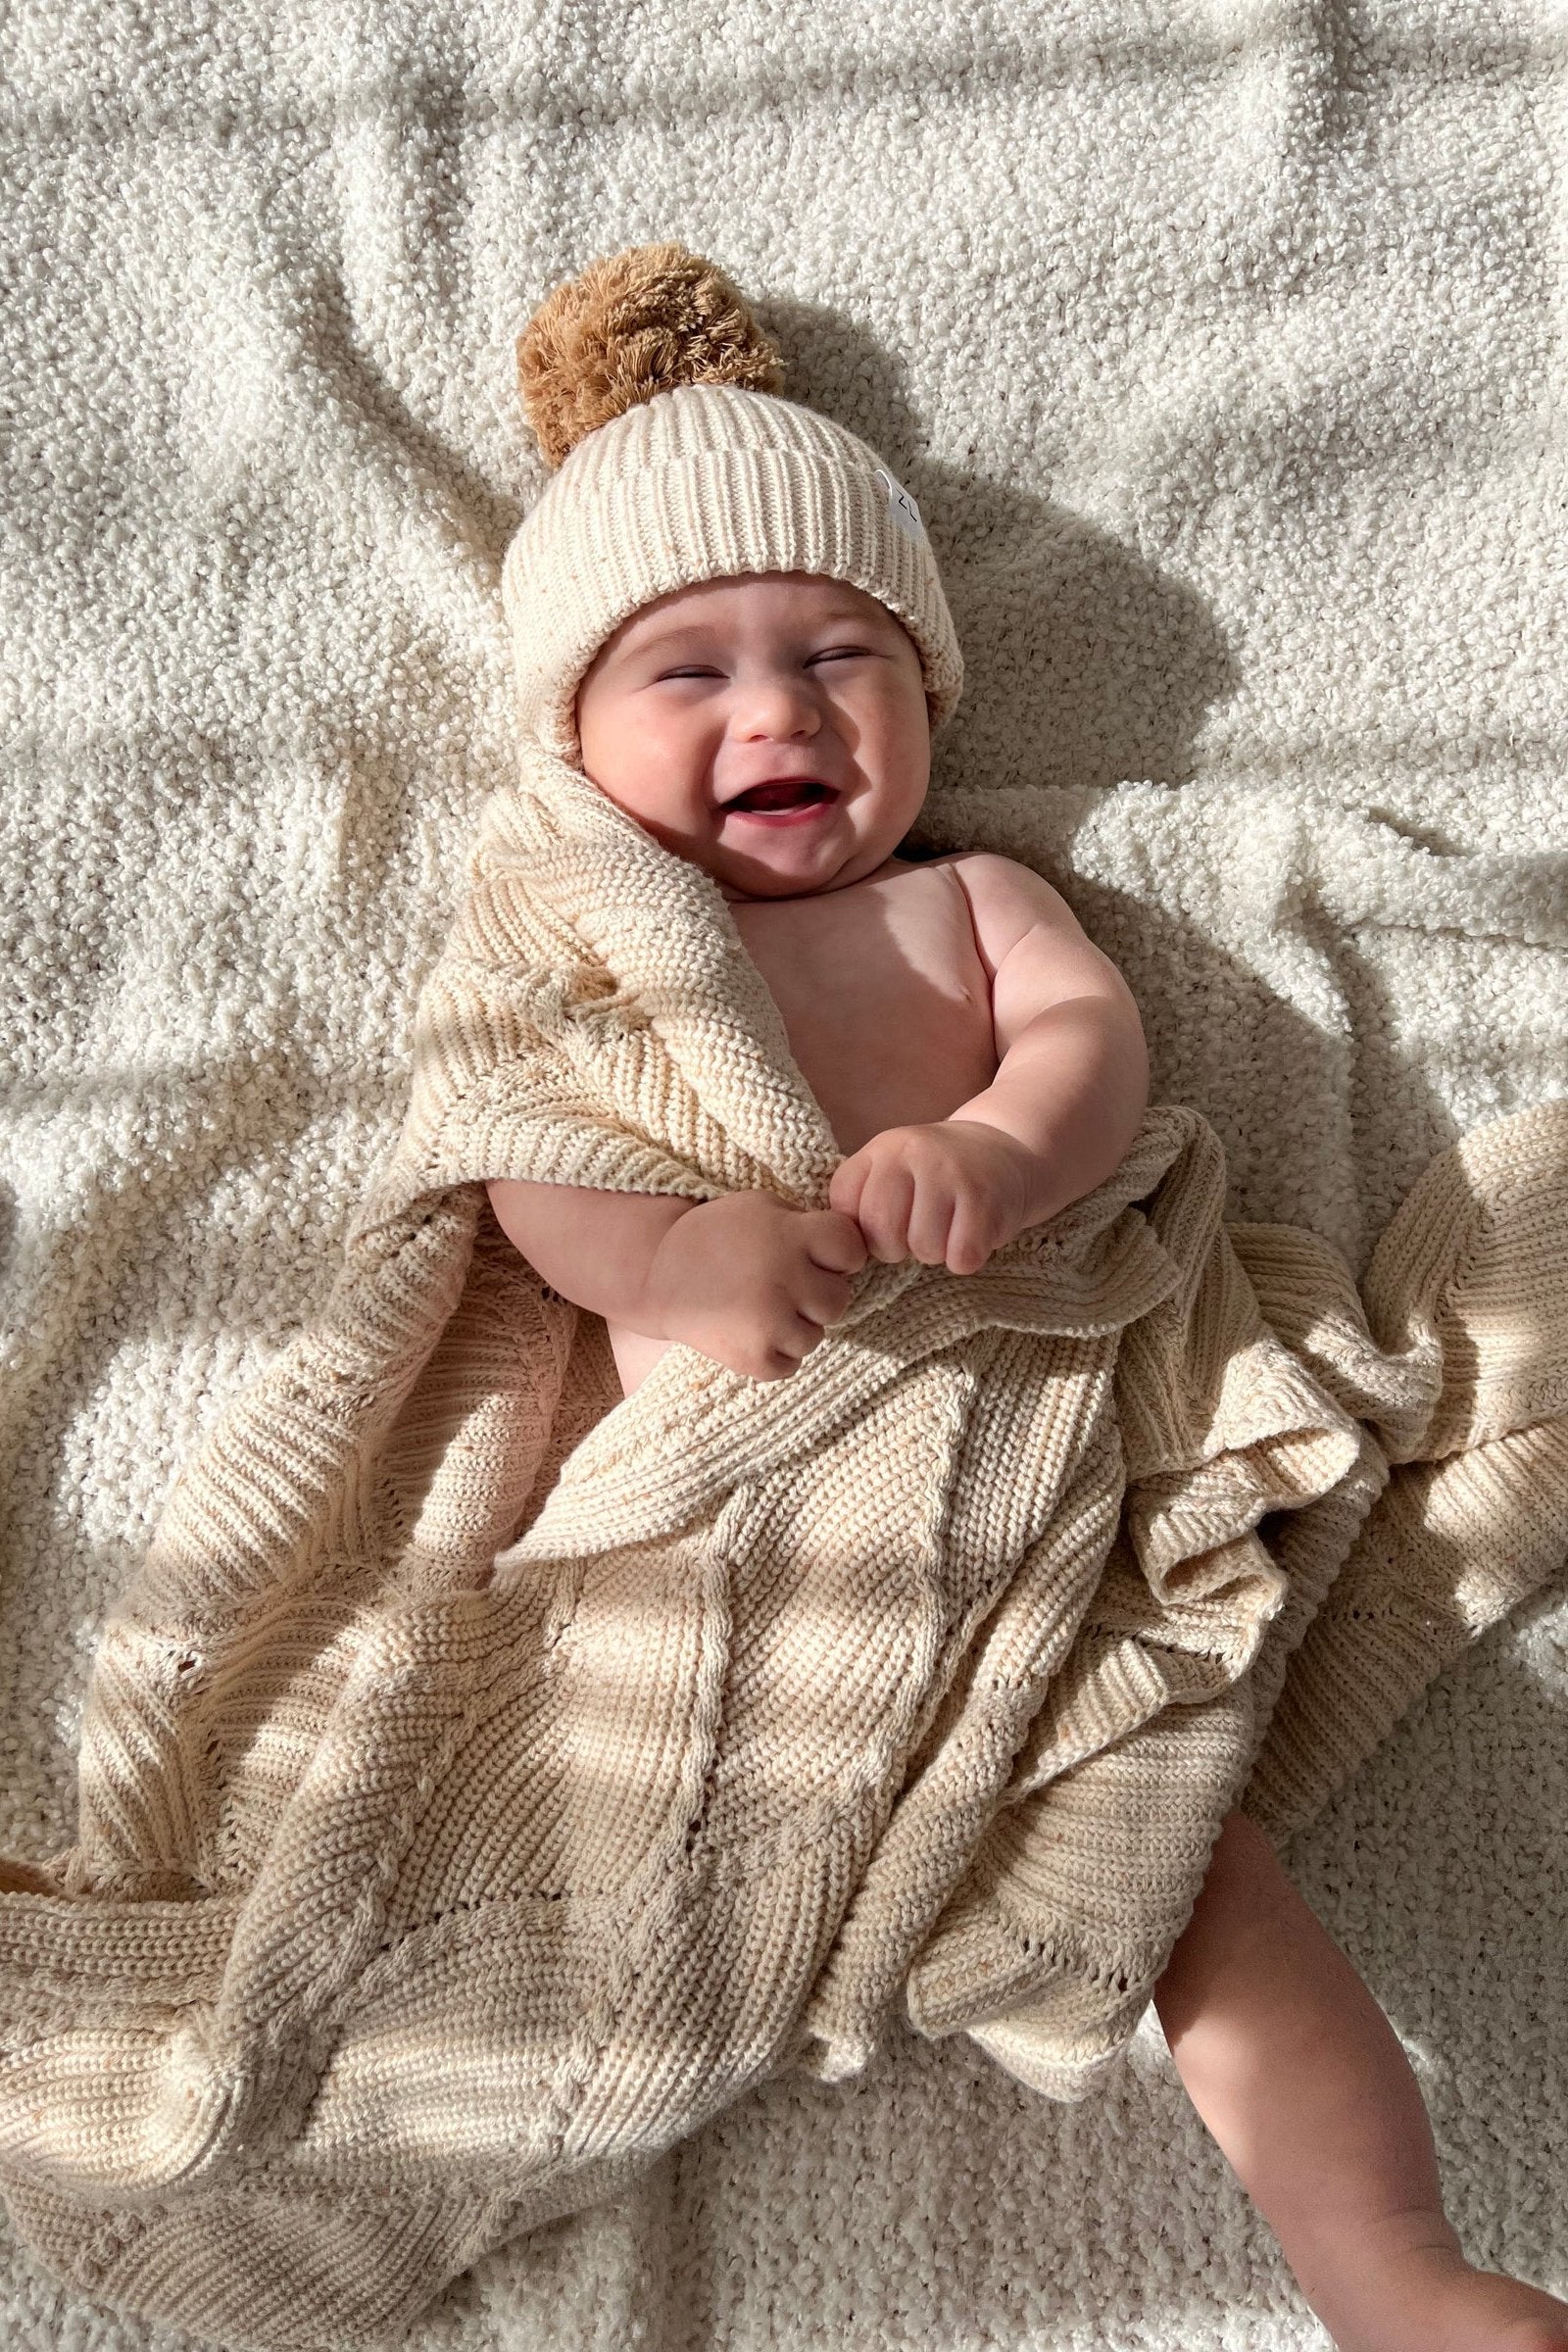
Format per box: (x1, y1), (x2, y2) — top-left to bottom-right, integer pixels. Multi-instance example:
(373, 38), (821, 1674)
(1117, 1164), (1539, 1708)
(643, 1191), (869, 1383)
(828, 1118), (1041, 1275)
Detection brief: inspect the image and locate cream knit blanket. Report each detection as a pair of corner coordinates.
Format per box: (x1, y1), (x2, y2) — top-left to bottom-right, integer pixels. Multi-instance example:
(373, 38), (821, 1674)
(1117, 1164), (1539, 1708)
(2, 734), (1566, 2351)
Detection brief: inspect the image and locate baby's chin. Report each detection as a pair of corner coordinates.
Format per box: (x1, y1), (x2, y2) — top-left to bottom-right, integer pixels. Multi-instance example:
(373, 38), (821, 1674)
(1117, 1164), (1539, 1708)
(710, 837), (909, 905)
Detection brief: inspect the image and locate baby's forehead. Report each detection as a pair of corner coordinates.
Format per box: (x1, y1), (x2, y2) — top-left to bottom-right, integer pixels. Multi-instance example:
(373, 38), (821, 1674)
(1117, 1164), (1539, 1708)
(622, 572), (893, 634)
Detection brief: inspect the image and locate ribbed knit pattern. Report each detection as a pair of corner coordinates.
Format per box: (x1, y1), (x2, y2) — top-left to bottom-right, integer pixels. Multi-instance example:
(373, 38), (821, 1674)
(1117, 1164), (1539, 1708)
(500, 384), (965, 763)
(1, 712), (1565, 2351)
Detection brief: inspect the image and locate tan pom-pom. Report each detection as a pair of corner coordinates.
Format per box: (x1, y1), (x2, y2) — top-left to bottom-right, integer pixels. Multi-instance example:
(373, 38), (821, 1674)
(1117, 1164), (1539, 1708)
(515, 241), (786, 470)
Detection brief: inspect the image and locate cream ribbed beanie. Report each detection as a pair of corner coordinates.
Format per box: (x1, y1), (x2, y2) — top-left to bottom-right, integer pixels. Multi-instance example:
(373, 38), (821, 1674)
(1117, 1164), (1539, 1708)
(500, 243), (964, 768)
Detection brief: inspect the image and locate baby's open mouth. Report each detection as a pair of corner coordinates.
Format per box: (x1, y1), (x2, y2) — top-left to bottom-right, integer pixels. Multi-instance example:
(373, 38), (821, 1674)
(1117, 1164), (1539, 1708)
(724, 781), (837, 812)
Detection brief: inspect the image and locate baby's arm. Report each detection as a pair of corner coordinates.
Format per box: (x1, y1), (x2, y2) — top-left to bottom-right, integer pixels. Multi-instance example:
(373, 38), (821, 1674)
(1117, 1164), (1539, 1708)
(486, 1180), (695, 1328)
(829, 855), (1150, 1271)
(947, 852), (1150, 1226)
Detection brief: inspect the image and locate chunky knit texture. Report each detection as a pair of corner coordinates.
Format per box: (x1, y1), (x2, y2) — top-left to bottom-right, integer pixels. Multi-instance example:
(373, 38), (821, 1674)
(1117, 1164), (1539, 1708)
(1, 712), (1565, 2350)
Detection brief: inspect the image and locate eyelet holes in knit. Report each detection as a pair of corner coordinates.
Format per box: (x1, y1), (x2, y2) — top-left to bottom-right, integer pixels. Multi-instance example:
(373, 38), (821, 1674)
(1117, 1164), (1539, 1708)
(1011, 1933), (1138, 2002)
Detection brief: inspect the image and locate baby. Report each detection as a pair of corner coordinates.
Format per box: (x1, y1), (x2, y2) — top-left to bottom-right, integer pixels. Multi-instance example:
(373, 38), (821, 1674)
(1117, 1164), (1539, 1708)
(487, 565), (1568, 2352)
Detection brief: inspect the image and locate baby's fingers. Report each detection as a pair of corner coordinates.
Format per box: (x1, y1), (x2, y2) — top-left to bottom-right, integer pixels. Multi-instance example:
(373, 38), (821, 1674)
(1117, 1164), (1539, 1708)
(852, 1163), (917, 1263)
(796, 1261), (855, 1334)
(827, 1157), (865, 1221)
(802, 1207), (870, 1274)
(904, 1172), (958, 1268)
(943, 1196), (996, 1277)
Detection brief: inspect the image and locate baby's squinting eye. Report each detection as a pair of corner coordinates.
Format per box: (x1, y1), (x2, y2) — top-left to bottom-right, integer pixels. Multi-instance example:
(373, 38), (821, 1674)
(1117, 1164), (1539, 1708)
(656, 649), (871, 681)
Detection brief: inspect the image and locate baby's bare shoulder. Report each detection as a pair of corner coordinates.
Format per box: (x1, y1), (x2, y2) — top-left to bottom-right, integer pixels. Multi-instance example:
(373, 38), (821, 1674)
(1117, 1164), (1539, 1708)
(935, 851), (1087, 974)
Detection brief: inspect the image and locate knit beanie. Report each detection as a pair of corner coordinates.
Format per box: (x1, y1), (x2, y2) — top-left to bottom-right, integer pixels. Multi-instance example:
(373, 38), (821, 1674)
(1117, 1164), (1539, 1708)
(500, 242), (964, 769)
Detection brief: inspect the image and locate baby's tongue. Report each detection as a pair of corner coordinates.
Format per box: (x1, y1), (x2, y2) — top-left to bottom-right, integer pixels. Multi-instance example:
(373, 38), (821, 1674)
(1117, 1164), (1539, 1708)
(729, 780), (829, 811)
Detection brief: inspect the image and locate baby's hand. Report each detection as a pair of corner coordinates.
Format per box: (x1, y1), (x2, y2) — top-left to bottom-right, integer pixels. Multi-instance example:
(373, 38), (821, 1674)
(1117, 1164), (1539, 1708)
(828, 1120), (1041, 1277)
(643, 1191), (869, 1383)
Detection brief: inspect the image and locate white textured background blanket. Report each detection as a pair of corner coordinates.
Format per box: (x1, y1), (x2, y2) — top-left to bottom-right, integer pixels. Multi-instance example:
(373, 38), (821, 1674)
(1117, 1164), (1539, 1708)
(3, 2), (1565, 2344)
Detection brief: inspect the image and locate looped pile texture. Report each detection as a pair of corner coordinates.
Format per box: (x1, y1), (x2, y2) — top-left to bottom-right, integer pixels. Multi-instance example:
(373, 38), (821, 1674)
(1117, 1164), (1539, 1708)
(1, 712), (1566, 2351)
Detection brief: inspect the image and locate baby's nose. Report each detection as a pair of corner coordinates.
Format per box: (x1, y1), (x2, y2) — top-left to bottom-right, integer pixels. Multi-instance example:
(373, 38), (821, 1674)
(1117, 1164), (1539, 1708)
(735, 674), (821, 733)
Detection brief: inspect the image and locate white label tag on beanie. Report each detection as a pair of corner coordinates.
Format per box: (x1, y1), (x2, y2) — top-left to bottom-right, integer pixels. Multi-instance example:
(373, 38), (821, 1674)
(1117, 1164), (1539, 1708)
(874, 466), (925, 540)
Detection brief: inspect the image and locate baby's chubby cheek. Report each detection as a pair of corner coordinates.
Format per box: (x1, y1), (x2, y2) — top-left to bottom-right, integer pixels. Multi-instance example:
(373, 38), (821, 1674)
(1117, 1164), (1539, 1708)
(573, 705), (688, 823)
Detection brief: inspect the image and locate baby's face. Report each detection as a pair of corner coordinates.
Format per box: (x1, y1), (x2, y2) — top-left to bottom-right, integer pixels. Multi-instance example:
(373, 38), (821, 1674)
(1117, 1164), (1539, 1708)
(573, 571), (933, 903)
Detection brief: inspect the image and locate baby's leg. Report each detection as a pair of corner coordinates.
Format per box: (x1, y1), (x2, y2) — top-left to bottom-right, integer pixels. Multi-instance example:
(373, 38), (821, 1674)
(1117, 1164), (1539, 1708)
(1153, 1809), (1568, 2352)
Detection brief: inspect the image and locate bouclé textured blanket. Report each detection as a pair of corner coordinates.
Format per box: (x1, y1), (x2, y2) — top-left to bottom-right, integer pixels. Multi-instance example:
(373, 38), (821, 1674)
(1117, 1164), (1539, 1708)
(2, 734), (1566, 2352)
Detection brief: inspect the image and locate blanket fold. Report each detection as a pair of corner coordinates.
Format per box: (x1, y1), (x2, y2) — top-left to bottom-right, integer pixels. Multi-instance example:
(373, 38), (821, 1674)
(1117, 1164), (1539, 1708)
(2, 740), (1566, 2352)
